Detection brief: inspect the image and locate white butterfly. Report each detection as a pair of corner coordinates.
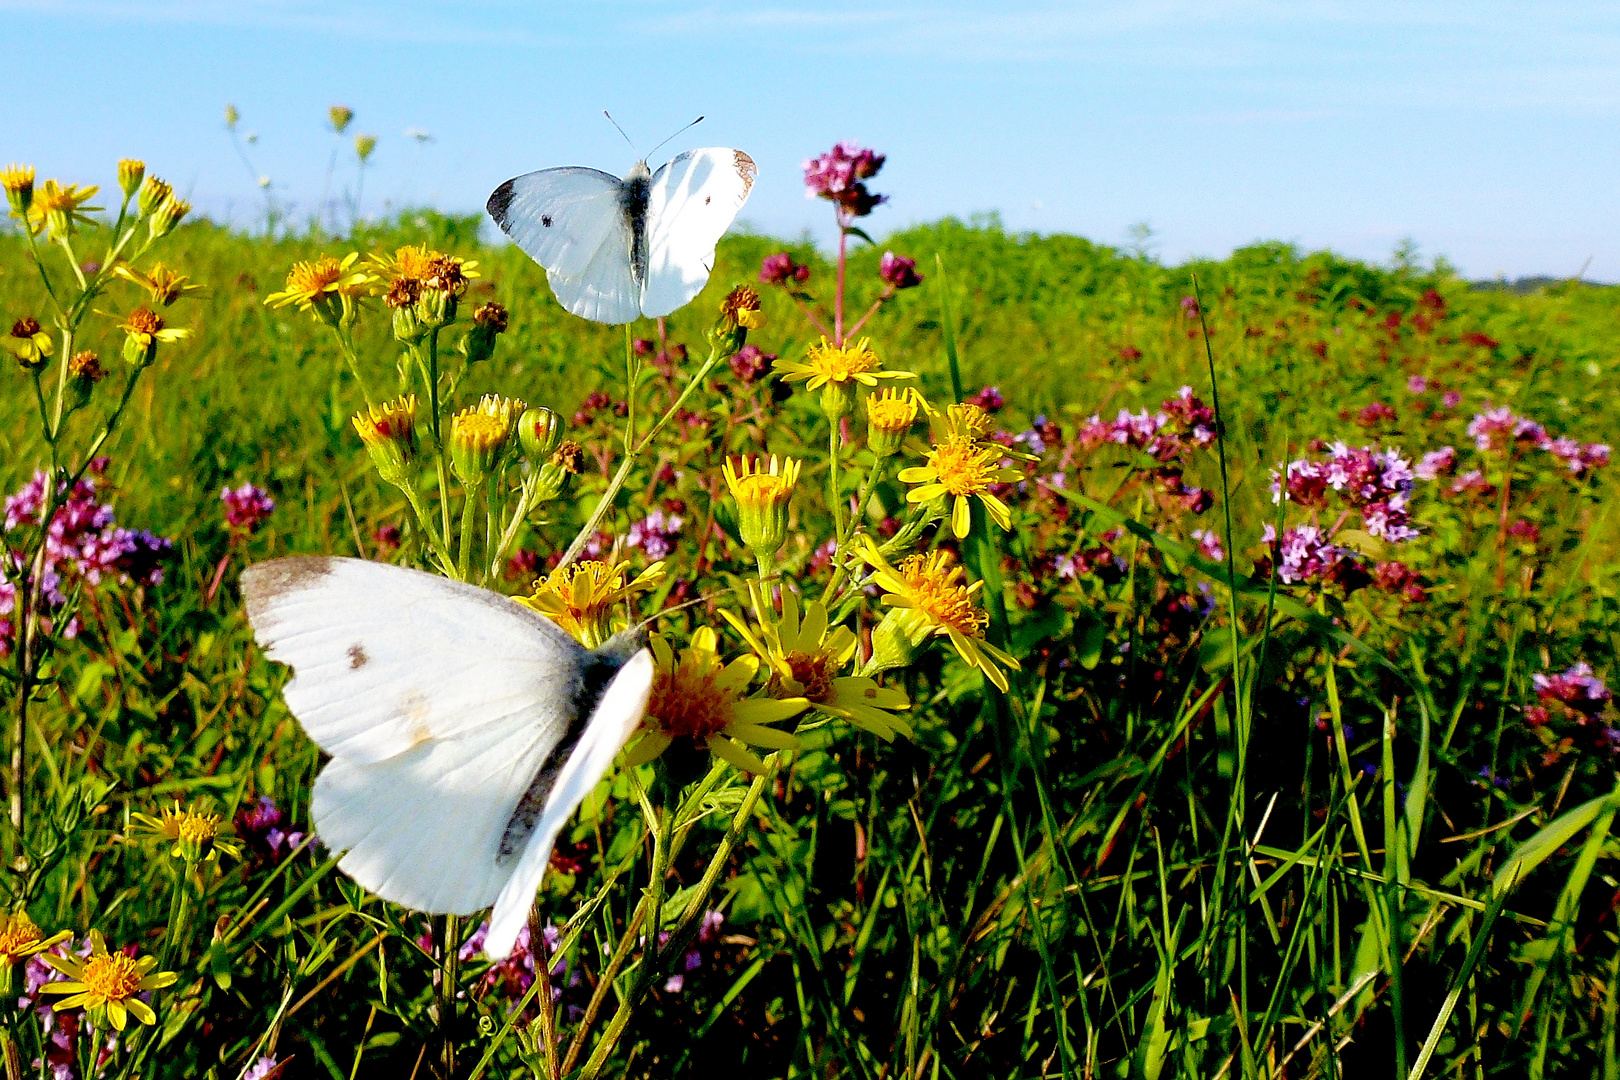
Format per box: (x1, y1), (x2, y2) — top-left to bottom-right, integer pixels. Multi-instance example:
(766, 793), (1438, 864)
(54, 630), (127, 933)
(242, 556), (654, 960)
(486, 147), (757, 325)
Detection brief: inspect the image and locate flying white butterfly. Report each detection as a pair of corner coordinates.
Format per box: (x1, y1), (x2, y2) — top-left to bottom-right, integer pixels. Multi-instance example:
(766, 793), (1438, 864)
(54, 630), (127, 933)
(486, 140), (757, 325)
(242, 556), (654, 960)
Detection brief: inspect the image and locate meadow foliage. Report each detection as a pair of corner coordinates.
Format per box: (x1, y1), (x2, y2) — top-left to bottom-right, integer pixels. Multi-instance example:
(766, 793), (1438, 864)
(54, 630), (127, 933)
(0, 134), (1618, 1079)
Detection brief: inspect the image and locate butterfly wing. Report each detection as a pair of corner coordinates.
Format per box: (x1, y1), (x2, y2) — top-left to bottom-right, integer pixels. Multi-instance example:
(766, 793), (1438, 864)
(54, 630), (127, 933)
(640, 148), (758, 318)
(485, 648), (654, 959)
(241, 557), (595, 916)
(487, 167), (641, 324)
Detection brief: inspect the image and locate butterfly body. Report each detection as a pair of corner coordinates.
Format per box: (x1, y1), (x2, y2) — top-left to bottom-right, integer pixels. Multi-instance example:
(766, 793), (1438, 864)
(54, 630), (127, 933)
(487, 147), (756, 325)
(242, 557), (653, 958)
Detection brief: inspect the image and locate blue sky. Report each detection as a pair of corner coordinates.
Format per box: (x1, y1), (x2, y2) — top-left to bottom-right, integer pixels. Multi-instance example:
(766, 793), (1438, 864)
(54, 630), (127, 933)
(5, 1), (1618, 278)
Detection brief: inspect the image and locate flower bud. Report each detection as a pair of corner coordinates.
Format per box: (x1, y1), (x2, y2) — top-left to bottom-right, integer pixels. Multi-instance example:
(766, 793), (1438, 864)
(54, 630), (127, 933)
(533, 441), (582, 502)
(353, 395), (418, 484)
(2, 164), (36, 216)
(722, 454), (801, 556)
(6, 317), (53, 370)
(67, 350), (105, 408)
(449, 395), (523, 486)
(355, 134), (377, 163)
(391, 303), (427, 346)
(460, 302), (508, 366)
(148, 195), (190, 240)
(224, 104), (240, 131)
(117, 159), (146, 199)
(864, 608), (928, 678)
(518, 406), (563, 461)
(879, 251), (923, 289)
(867, 386), (926, 457)
(819, 381), (857, 421)
(137, 175), (172, 218)
(329, 104), (354, 134)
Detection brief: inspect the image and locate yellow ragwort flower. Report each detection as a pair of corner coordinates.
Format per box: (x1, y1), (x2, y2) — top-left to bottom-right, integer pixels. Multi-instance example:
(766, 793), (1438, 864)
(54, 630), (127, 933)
(6, 317), (54, 370)
(39, 930), (177, 1032)
(148, 194), (191, 239)
(866, 386), (929, 457)
(368, 243), (439, 285)
(26, 179), (102, 240)
(859, 537), (1019, 691)
(518, 558), (666, 649)
(133, 801), (238, 863)
(353, 394), (418, 483)
(116, 159), (145, 199)
(898, 435), (1022, 539)
(624, 627), (809, 774)
(1, 164), (35, 215)
(112, 307), (189, 368)
(940, 402), (994, 441)
(721, 584), (911, 740)
(0, 911), (70, 967)
(776, 337), (910, 393)
(114, 262), (203, 306)
(264, 252), (372, 326)
(719, 285), (766, 331)
(723, 454), (801, 556)
(449, 395), (523, 485)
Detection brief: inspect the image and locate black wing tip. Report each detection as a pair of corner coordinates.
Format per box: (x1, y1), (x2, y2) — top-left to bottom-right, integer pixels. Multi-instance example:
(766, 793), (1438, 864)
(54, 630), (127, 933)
(486, 179), (517, 229)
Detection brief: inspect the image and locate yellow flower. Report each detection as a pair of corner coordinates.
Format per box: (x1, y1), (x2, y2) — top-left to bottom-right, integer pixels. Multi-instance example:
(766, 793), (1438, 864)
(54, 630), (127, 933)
(355, 133), (377, 163)
(264, 252), (372, 327)
(721, 585), (911, 740)
(518, 558), (666, 649)
(353, 395), (418, 483)
(2, 163), (35, 215)
(866, 386), (929, 457)
(449, 395), (523, 485)
(133, 801), (238, 863)
(147, 194), (191, 239)
(0, 911), (70, 966)
(6, 317), (53, 370)
(624, 627), (809, 774)
(329, 104), (354, 134)
(116, 159), (145, 199)
(898, 435), (1022, 539)
(114, 262), (203, 306)
(858, 538), (1018, 692)
(368, 243), (439, 285)
(39, 930), (177, 1031)
(137, 175), (172, 218)
(719, 285), (766, 331)
(774, 337), (914, 420)
(939, 402), (993, 441)
(722, 454), (801, 556)
(114, 307), (189, 368)
(26, 179), (102, 240)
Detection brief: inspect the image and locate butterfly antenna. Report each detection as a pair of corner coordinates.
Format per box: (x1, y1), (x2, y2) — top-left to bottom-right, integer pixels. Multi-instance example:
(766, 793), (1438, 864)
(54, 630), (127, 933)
(647, 115), (705, 160)
(632, 579), (743, 634)
(603, 111), (640, 157)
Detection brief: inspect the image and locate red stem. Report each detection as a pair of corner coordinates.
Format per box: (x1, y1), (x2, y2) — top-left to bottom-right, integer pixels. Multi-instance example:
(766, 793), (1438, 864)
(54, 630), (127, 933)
(834, 224), (848, 345)
(843, 288), (894, 341)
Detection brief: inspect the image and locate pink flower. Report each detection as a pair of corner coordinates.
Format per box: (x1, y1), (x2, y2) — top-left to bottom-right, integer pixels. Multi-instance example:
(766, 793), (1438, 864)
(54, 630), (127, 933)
(1190, 528), (1224, 563)
(628, 510), (683, 560)
(759, 252), (810, 285)
(222, 483), (276, 533)
(1406, 375), (1428, 394)
(879, 252), (922, 289)
(965, 386), (1004, 412)
(1441, 390), (1462, 408)
(803, 142), (888, 217)
(1415, 446), (1457, 480)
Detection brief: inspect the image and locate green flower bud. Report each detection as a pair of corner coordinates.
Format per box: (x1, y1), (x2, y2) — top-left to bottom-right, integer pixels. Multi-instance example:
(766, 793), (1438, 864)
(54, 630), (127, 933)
(518, 406), (563, 461)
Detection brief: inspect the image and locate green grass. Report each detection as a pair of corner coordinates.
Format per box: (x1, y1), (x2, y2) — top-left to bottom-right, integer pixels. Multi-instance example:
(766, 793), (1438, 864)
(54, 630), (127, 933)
(1, 205), (1619, 1079)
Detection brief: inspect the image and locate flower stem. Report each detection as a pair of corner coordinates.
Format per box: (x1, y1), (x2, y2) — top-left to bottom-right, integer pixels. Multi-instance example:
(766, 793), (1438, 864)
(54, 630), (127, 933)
(834, 226), (848, 344)
(456, 480), (479, 582)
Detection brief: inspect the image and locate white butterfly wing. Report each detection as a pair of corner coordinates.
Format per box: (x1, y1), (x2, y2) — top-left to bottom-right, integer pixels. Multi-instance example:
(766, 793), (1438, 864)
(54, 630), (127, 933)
(241, 557), (623, 924)
(547, 245), (642, 324)
(485, 648), (654, 959)
(486, 167), (625, 281)
(640, 148), (758, 318)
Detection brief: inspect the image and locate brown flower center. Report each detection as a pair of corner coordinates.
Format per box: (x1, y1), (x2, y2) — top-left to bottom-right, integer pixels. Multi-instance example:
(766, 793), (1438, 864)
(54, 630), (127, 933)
(783, 650), (835, 702)
(649, 668), (735, 742)
(10, 317), (41, 338)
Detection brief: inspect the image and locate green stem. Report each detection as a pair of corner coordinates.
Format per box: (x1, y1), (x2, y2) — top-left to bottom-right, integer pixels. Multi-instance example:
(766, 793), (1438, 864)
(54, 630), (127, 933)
(828, 420), (842, 542)
(400, 482), (454, 575)
(456, 479), (479, 582)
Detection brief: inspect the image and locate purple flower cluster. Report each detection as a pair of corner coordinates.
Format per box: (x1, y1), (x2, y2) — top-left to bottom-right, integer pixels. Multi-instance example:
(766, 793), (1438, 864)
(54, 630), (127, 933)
(1077, 386), (1217, 461)
(802, 142), (886, 218)
(1466, 407), (1609, 476)
(235, 795), (306, 863)
(221, 483), (275, 533)
(459, 919), (584, 1018)
(759, 252), (811, 286)
(1373, 560), (1425, 602)
(728, 344), (774, 385)
(1190, 528), (1224, 563)
(1414, 446), (1457, 480)
(1532, 662), (1611, 719)
(1262, 523), (1366, 587)
(1271, 442), (1420, 543)
(1, 466), (172, 656)
(244, 1058), (283, 1080)
(1013, 415), (1062, 457)
(628, 509), (683, 560)
(965, 385), (1004, 412)
(878, 252), (923, 289)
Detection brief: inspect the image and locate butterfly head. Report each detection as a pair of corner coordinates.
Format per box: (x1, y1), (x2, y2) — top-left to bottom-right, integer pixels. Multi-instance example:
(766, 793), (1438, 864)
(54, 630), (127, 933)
(592, 625), (648, 666)
(623, 160), (652, 183)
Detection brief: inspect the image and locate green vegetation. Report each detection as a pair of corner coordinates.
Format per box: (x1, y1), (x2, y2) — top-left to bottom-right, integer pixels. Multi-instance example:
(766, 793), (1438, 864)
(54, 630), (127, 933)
(2, 195), (1619, 1079)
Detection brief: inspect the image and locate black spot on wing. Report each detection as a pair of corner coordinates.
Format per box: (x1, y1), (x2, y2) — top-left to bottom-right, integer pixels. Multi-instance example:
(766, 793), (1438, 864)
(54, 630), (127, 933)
(486, 179), (517, 231)
(347, 642), (368, 669)
(541, 214), (552, 227)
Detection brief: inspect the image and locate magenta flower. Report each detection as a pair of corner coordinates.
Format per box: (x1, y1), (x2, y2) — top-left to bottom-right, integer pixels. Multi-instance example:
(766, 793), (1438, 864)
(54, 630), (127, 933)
(1356, 402), (1397, 426)
(759, 252), (810, 286)
(1415, 446), (1457, 480)
(1262, 523), (1367, 588)
(728, 344), (774, 385)
(628, 509), (683, 560)
(1441, 390), (1462, 408)
(879, 252), (923, 289)
(965, 385), (1004, 412)
(1190, 528), (1224, 563)
(235, 795), (305, 863)
(1533, 662), (1611, 719)
(244, 1058), (283, 1080)
(1406, 375), (1428, 394)
(803, 142), (888, 218)
(1179, 296), (1200, 319)
(222, 483), (275, 533)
